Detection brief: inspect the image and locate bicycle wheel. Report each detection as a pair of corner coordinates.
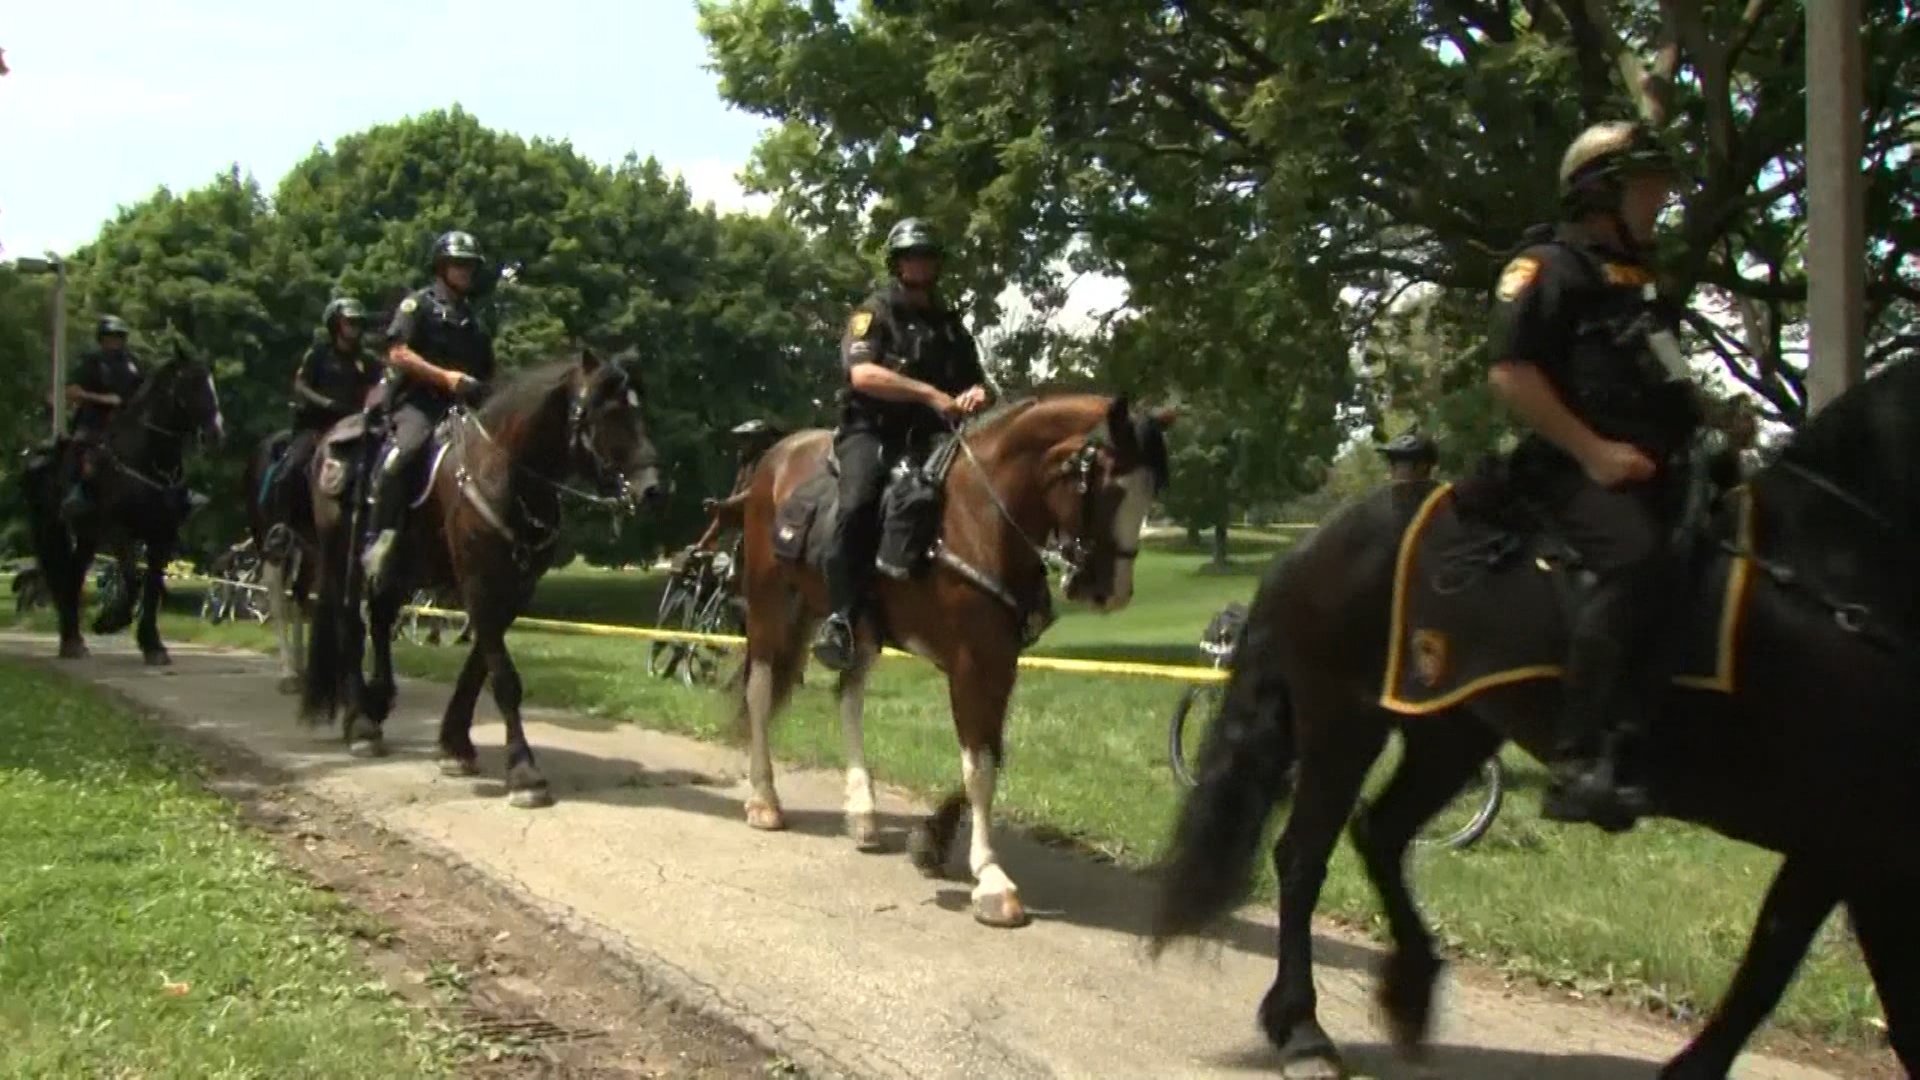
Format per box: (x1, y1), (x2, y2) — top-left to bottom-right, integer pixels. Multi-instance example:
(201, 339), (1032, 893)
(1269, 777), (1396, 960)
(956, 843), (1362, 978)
(1167, 682), (1223, 788)
(680, 587), (740, 687)
(1417, 757), (1506, 851)
(647, 580), (698, 679)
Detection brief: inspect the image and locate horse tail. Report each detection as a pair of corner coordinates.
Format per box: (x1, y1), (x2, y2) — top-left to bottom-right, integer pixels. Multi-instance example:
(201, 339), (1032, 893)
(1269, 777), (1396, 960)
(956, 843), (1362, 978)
(1148, 609), (1299, 956)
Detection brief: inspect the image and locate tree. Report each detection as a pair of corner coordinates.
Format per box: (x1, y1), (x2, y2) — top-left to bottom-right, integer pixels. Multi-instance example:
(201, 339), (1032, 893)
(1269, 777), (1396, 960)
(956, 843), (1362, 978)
(48, 107), (866, 563)
(701, 0), (1918, 432)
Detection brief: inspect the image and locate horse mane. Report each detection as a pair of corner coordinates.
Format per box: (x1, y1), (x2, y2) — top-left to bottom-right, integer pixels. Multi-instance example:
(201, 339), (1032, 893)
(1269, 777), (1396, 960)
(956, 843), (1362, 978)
(1765, 358), (1920, 537)
(476, 359), (581, 427)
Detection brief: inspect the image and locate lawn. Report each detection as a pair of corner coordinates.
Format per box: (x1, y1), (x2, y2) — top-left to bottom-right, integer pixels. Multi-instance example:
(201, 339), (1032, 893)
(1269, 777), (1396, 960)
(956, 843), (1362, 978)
(6, 532), (1885, 1048)
(0, 658), (454, 1079)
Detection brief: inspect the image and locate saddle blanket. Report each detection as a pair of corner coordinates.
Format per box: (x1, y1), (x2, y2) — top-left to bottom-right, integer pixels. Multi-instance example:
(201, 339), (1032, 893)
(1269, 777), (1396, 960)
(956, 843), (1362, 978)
(1379, 483), (1757, 715)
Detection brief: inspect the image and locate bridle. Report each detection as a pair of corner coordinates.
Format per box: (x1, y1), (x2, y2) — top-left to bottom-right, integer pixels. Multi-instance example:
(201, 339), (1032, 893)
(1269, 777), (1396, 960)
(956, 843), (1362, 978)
(97, 361), (219, 494)
(954, 418), (1134, 595)
(564, 365), (657, 507)
(445, 364), (654, 566)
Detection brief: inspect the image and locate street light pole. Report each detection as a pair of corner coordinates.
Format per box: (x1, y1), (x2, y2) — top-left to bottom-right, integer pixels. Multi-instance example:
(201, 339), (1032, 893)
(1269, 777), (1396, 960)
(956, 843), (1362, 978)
(12, 252), (68, 438)
(48, 256), (67, 440)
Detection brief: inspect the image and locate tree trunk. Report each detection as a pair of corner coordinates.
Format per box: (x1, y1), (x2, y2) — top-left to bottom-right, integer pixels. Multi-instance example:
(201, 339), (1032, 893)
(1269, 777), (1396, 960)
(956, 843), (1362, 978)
(1211, 520), (1230, 567)
(1186, 525), (1202, 546)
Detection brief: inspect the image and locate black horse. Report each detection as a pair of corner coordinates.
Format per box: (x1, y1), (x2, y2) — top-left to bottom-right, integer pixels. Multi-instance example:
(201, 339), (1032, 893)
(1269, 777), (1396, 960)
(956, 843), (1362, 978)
(21, 347), (225, 664)
(299, 348), (663, 807)
(1149, 359), (1920, 1078)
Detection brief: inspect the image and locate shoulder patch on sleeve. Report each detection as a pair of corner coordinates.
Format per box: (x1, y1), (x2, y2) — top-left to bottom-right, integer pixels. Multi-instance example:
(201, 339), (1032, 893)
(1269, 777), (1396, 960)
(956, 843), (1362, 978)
(1495, 256), (1541, 302)
(848, 310), (872, 338)
(399, 296), (418, 314)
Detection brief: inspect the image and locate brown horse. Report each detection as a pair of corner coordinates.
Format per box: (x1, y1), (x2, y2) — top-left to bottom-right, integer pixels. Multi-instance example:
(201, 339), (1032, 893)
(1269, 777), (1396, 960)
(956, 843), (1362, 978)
(1147, 357), (1920, 1078)
(730, 393), (1174, 927)
(299, 348), (664, 807)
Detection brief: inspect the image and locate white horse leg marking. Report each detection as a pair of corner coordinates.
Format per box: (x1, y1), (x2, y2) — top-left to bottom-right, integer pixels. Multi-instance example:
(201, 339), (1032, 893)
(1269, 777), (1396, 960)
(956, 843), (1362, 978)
(964, 747), (1017, 904)
(839, 646), (881, 850)
(743, 657), (784, 829)
(263, 562), (295, 679)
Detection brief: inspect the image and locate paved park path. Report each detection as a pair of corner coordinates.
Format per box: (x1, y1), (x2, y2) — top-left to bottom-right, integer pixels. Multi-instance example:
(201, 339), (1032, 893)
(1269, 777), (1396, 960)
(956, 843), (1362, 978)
(2, 632), (1861, 1080)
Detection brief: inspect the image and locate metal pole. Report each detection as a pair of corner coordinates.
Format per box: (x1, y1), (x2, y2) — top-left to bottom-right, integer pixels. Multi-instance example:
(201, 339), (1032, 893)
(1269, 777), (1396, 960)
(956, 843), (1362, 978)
(1804, 0), (1866, 415)
(49, 255), (67, 439)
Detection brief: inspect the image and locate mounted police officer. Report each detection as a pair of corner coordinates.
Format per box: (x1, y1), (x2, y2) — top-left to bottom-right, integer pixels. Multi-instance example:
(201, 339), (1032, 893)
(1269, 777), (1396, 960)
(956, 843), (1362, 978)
(1381, 431), (1439, 483)
(1486, 120), (1701, 832)
(60, 315), (147, 519)
(362, 230), (495, 590)
(812, 217), (993, 672)
(264, 298), (377, 558)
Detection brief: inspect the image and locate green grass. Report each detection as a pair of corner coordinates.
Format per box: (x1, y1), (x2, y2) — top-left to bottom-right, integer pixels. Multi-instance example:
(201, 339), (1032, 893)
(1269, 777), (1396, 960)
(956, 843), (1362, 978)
(8, 536), (1885, 1049)
(0, 658), (453, 1079)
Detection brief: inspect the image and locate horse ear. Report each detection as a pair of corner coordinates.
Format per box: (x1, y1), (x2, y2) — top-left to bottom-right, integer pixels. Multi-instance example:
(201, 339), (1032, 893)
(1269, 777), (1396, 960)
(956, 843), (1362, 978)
(1105, 395), (1138, 456)
(579, 347), (603, 375)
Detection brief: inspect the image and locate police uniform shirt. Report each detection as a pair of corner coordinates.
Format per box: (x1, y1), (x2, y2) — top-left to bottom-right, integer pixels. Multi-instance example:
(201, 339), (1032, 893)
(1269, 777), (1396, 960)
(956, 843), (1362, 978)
(295, 341), (377, 423)
(385, 281), (496, 408)
(838, 283), (985, 434)
(70, 347), (145, 431)
(1488, 227), (1694, 465)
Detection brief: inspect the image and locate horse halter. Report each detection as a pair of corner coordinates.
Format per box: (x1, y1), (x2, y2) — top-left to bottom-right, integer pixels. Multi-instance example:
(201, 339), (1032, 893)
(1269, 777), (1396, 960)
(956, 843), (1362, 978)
(1050, 436), (1137, 595)
(565, 367), (654, 507)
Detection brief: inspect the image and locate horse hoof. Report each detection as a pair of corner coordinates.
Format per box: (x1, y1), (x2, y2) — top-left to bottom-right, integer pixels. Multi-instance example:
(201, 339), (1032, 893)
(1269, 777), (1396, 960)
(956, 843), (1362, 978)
(439, 756), (481, 778)
(907, 826), (948, 878)
(1279, 1057), (1347, 1080)
(508, 784), (554, 809)
(348, 737), (388, 759)
(143, 649), (171, 667)
(744, 799), (786, 832)
(971, 889), (1029, 929)
(57, 640), (89, 660)
(276, 675), (301, 695)
(849, 813), (883, 853)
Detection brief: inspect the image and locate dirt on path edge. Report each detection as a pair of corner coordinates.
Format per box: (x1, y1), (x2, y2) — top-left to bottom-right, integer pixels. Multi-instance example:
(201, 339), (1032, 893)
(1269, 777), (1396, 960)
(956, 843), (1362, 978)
(64, 661), (804, 1080)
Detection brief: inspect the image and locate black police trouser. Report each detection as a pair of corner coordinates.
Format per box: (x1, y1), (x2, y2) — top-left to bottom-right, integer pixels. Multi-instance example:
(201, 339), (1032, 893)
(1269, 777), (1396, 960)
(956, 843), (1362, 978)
(1549, 478), (1674, 763)
(371, 403), (438, 532)
(274, 427), (326, 509)
(824, 429), (896, 618)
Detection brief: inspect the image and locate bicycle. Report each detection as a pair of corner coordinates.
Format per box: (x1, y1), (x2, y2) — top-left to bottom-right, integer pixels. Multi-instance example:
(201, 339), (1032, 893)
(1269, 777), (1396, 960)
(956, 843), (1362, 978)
(647, 541), (741, 685)
(201, 541), (268, 625)
(1167, 601), (1507, 851)
(400, 587), (470, 646)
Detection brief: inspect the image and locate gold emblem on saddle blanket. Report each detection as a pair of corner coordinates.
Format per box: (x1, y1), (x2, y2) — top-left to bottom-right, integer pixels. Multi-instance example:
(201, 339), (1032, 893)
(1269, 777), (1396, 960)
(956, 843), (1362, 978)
(848, 311), (872, 337)
(1410, 628), (1450, 688)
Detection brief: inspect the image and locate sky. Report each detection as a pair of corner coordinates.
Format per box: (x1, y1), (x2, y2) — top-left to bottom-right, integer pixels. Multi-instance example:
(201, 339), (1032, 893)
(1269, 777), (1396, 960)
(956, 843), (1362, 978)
(0, 0), (1127, 333)
(0, 0), (776, 257)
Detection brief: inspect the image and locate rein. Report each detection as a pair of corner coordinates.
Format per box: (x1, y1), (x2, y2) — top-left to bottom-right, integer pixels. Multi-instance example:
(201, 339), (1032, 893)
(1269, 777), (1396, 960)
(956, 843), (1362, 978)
(441, 385), (642, 567)
(937, 406), (1116, 624)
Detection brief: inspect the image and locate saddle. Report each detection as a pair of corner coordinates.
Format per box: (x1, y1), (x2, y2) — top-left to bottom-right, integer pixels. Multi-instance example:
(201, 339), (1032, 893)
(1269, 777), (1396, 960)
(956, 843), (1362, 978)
(1378, 476), (1758, 715)
(771, 432), (962, 579)
(315, 412), (453, 510)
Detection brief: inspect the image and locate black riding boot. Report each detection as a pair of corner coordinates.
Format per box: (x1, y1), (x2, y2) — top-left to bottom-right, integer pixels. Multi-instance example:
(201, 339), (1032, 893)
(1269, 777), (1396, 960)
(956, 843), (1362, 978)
(813, 507), (882, 673)
(813, 547), (863, 673)
(361, 464), (407, 593)
(1542, 582), (1655, 833)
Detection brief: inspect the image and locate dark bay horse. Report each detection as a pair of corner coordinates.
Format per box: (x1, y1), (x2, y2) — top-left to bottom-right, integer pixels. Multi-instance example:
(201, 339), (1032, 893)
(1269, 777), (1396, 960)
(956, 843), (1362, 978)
(1147, 362), (1920, 1078)
(732, 394), (1174, 927)
(22, 348), (225, 663)
(299, 349), (663, 807)
(244, 431), (314, 693)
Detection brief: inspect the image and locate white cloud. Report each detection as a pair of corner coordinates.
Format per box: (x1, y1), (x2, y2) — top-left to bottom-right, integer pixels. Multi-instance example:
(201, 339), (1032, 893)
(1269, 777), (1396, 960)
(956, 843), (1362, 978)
(669, 158), (775, 217)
